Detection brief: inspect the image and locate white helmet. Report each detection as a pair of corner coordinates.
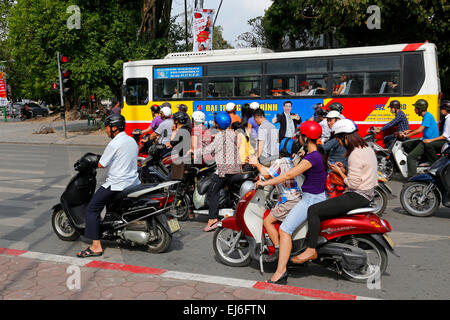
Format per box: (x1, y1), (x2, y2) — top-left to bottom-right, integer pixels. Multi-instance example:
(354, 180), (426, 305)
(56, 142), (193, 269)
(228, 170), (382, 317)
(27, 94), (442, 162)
(161, 106), (172, 117)
(192, 111), (206, 123)
(249, 102), (260, 110)
(225, 102), (236, 112)
(331, 118), (358, 135)
(325, 110), (341, 119)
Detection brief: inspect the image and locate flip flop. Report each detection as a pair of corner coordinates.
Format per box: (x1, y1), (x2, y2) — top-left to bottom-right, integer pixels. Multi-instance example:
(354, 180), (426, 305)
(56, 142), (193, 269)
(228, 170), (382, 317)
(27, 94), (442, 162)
(77, 247), (103, 258)
(202, 222), (218, 232)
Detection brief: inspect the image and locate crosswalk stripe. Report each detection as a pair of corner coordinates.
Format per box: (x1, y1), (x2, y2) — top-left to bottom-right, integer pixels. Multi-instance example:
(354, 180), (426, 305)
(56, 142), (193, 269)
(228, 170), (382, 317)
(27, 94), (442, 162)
(0, 168), (45, 175)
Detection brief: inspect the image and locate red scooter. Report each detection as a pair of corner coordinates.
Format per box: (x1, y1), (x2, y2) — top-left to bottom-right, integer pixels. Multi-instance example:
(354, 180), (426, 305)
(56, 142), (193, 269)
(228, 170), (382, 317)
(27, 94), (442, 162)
(213, 177), (398, 282)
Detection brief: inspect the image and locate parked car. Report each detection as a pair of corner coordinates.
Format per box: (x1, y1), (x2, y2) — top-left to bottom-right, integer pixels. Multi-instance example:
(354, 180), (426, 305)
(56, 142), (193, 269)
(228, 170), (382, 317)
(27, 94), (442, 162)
(21, 102), (49, 119)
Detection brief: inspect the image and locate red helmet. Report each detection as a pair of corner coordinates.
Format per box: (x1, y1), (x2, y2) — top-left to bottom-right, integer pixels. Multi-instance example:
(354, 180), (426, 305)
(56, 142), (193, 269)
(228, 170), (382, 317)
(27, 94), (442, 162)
(299, 120), (322, 140)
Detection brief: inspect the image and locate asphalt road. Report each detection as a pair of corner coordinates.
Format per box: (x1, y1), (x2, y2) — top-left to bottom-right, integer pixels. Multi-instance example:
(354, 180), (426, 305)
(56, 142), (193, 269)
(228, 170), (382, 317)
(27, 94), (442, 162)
(0, 143), (449, 300)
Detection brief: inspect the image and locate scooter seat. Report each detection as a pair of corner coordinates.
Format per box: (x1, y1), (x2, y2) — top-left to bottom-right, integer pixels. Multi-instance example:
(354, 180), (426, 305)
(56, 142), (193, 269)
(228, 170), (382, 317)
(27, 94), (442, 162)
(111, 183), (159, 204)
(346, 207), (379, 215)
(228, 171), (257, 185)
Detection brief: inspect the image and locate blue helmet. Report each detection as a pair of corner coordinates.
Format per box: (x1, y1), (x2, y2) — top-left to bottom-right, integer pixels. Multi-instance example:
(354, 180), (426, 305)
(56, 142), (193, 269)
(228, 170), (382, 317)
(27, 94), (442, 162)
(214, 112), (232, 130)
(279, 137), (300, 157)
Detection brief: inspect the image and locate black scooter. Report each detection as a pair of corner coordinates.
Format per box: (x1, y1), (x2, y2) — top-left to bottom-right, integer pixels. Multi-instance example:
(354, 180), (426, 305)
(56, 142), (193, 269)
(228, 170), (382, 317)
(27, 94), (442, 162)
(51, 153), (181, 253)
(400, 146), (450, 217)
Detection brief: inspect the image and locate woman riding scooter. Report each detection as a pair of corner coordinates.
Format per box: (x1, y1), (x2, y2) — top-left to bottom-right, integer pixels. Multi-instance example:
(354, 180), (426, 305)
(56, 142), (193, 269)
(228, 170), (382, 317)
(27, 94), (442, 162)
(255, 121), (327, 284)
(294, 119), (378, 265)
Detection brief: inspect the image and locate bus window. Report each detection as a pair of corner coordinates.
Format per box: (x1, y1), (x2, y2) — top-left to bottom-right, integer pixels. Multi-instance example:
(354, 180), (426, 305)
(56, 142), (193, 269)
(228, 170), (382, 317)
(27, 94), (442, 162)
(332, 73), (364, 95)
(207, 79), (233, 98)
(266, 59), (327, 74)
(266, 76), (295, 97)
(365, 71), (400, 94)
(207, 63), (261, 76)
(153, 79), (177, 100)
(403, 53), (425, 95)
(179, 79), (203, 98)
(126, 78), (149, 105)
(333, 55), (400, 72)
(236, 77), (261, 97)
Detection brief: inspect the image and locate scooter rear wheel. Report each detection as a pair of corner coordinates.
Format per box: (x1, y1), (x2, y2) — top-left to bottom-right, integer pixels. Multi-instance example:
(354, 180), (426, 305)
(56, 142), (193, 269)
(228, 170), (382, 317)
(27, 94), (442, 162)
(339, 235), (388, 283)
(213, 228), (251, 267)
(400, 182), (440, 217)
(146, 222), (172, 253)
(51, 208), (80, 241)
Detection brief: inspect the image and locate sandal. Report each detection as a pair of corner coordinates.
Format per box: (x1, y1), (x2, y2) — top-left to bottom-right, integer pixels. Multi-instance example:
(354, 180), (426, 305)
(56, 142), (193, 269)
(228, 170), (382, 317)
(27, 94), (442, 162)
(77, 247), (103, 258)
(203, 221), (218, 232)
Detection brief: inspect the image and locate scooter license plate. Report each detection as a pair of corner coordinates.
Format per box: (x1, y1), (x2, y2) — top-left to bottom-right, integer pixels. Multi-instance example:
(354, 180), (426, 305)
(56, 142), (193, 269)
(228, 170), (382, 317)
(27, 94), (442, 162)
(168, 217), (180, 233)
(383, 234), (395, 249)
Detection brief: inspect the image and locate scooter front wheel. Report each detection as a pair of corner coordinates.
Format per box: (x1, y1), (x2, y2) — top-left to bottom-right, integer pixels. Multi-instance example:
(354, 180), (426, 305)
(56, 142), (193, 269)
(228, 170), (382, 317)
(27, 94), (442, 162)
(51, 207), (80, 241)
(400, 182), (440, 217)
(213, 228), (251, 267)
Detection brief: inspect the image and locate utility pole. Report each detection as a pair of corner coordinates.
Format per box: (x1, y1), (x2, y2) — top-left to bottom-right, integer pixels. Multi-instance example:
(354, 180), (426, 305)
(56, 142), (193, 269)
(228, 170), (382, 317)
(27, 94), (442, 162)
(184, 0), (189, 51)
(57, 52), (67, 139)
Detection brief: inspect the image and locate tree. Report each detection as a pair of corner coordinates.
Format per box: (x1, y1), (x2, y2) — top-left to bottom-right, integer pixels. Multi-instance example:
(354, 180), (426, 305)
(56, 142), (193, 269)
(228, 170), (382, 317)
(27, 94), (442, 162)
(213, 26), (233, 50)
(245, 0), (450, 95)
(5, 0), (169, 108)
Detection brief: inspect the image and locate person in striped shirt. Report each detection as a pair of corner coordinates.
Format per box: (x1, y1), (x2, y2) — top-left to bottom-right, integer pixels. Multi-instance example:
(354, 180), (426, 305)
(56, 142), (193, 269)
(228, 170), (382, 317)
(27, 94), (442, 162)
(374, 100), (409, 148)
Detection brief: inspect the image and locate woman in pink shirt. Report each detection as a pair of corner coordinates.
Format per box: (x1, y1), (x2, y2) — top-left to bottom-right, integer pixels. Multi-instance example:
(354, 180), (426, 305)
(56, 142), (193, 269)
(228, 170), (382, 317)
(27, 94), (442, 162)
(292, 119), (378, 265)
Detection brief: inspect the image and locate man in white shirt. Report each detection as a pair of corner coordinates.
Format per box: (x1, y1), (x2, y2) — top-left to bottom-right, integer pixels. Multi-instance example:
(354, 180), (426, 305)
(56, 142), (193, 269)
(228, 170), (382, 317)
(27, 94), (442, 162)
(254, 108), (279, 166)
(423, 101), (450, 164)
(77, 114), (139, 258)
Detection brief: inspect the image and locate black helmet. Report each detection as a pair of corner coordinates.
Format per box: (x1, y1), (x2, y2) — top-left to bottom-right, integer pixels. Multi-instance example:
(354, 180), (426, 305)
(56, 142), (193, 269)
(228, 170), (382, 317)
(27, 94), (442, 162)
(328, 102), (343, 113)
(413, 99), (428, 112)
(105, 114), (126, 138)
(439, 100), (450, 112)
(177, 104), (188, 112)
(389, 100), (401, 109)
(150, 104), (160, 113)
(173, 111), (189, 125)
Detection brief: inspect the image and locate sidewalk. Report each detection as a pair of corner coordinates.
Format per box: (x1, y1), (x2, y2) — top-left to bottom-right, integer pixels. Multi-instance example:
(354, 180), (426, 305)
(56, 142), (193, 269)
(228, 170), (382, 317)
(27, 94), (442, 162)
(0, 117), (109, 146)
(0, 248), (314, 301)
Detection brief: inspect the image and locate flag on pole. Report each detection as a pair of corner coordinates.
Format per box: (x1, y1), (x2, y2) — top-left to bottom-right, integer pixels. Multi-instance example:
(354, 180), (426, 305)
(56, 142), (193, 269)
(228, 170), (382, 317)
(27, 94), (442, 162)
(192, 8), (214, 52)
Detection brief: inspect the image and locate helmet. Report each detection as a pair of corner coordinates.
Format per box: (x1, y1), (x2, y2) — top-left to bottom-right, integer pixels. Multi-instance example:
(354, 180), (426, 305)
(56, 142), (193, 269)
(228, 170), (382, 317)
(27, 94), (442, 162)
(161, 106), (172, 117)
(325, 110), (341, 119)
(214, 112), (232, 130)
(439, 100), (450, 112)
(331, 118), (358, 135)
(177, 104), (188, 112)
(150, 104), (160, 113)
(328, 102), (344, 113)
(388, 100), (401, 109)
(279, 137), (301, 157)
(413, 99), (428, 112)
(105, 114), (126, 131)
(160, 102), (172, 109)
(225, 102), (236, 112)
(299, 120), (322, 140)
(173, 111), (189, 125)
(249, 102), (260, 110)
(192, 111), (206, 123)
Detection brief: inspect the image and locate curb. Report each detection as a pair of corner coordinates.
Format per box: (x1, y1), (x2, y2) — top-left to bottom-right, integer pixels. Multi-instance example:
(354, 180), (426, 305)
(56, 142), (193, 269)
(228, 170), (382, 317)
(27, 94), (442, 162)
(0, 247), (377, 300)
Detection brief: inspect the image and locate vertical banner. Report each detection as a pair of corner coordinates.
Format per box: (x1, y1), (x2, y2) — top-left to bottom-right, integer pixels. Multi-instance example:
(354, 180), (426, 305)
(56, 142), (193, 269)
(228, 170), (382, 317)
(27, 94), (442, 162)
(193, 8), (214, 52)
(0, 72), (8, 107)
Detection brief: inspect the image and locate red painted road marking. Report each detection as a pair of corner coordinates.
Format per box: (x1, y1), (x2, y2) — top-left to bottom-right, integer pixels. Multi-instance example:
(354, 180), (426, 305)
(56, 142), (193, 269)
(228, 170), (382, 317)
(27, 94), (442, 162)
(85, 260), (167, 275)
(0, 247), (28, 256)
(253, 282), (357, 300)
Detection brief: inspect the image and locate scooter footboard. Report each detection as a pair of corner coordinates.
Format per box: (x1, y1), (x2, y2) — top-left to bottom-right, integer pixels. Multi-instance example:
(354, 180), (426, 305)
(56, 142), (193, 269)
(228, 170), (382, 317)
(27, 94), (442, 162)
(317, 242), (367, 271)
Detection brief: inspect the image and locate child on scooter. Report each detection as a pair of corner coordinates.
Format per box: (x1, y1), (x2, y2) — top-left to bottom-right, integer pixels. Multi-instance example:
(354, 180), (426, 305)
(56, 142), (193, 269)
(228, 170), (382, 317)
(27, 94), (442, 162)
(249, 137), (302, 263)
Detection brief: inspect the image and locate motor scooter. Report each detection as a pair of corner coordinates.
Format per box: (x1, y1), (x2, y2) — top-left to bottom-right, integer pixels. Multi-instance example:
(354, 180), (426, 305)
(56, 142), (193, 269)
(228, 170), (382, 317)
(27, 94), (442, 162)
(213, 178), (398, 283)
(51, 153), (181, 253)
(400, 146), (450, 217)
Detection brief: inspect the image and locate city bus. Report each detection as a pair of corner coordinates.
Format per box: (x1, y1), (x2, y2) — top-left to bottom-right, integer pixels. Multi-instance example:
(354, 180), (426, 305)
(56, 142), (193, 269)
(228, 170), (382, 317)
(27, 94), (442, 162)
(121, 42), (440, 136)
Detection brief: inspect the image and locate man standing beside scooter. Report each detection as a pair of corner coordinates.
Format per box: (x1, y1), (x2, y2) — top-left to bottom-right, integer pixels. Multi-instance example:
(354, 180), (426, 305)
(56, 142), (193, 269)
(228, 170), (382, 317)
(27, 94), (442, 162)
(77, 114), (140, 258)
(423, 100), (450, 162)
(400, 99), (440, 177)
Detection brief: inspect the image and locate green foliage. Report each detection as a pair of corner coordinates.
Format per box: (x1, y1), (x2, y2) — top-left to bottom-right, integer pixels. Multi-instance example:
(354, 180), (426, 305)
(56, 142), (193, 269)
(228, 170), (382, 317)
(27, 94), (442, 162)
(257, 0), (450, 95)
(5, 0), (170, 108)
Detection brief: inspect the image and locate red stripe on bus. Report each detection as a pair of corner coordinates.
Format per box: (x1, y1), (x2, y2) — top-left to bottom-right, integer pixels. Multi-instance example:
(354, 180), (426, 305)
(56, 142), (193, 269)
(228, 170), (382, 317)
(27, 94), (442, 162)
(402, 43), (424, 51)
